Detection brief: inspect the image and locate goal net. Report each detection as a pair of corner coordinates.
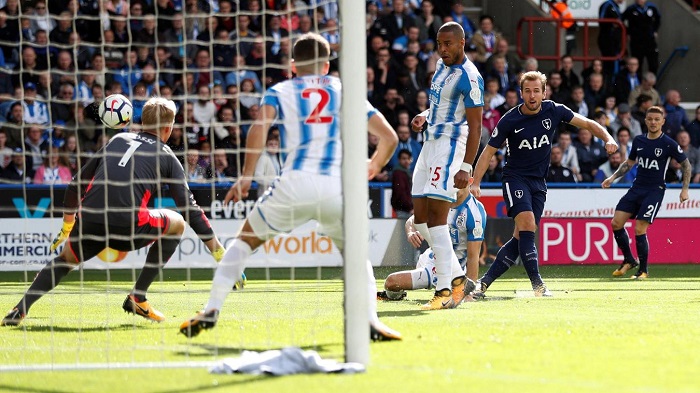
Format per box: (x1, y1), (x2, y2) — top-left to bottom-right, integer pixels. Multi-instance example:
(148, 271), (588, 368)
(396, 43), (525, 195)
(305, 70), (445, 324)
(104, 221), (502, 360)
(0, 0), (374, 371)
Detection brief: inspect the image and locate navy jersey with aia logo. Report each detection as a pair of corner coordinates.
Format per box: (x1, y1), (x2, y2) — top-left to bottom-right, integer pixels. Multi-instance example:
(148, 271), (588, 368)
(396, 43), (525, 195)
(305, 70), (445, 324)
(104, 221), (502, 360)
(488, 101), (575, 179)
(628, 134), (687, 189)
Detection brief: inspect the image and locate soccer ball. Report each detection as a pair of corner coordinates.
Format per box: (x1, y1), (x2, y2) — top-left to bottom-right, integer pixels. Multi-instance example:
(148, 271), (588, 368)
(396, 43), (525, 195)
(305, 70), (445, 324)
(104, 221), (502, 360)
(99, 94), (132, 129)
(96, 247), (128, 263)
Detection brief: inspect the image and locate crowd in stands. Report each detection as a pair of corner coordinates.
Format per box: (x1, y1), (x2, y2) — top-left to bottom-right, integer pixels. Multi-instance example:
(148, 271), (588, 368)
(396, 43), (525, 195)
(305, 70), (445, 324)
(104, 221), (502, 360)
(0, 0), (699, 192)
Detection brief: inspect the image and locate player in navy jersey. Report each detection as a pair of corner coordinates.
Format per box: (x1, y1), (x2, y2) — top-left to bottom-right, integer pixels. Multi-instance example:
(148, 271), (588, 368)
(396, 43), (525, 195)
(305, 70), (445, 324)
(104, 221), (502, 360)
(180, 33), (402, 341)
(603, 106), (691, 279)
(2, 97), (226, 327)
(378, 188), (487, 300)
(471, 71), (617, 297)
(410, 22), (484, 310)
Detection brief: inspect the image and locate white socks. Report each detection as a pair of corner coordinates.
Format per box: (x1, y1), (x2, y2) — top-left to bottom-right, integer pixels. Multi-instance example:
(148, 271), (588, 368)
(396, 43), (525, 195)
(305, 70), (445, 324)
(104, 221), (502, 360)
(428, 225), (454, 291)
(205, 239), (251, 312)
(414, 222), (433, 247)
(367, 259), (380, 325)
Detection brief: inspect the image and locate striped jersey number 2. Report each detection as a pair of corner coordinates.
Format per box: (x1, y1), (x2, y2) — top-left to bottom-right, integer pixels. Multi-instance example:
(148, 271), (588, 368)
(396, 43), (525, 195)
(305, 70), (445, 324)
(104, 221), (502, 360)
(302, 88), (333, 124)
(118, 141), (143, 167)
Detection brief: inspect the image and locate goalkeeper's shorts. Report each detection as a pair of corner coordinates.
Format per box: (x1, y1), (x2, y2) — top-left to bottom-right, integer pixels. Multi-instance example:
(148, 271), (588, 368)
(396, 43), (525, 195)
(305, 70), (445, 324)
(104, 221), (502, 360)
(66, 213), (170, 262)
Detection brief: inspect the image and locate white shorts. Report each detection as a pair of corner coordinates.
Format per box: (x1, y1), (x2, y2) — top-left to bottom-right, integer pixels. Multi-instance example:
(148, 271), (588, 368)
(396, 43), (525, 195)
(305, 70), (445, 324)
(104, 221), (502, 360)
(248, 171), (343, 248)
(411, 137), (467, 202)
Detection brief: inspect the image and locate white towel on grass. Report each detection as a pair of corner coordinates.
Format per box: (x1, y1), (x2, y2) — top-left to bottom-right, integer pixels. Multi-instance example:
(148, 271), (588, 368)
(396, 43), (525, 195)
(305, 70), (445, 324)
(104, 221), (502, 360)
(209, 347), (365, 375)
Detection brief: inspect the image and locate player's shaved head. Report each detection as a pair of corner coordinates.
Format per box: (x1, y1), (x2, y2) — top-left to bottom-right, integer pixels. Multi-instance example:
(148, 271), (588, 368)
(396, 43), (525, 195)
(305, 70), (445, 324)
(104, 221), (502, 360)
(520, 71), (547, 92)
(293, 33), (330, 73)
(438, 21), (465, 39)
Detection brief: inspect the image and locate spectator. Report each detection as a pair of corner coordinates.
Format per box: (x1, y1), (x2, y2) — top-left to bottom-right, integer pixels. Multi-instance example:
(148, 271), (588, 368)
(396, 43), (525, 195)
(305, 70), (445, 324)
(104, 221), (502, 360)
(488, 55), (516, 97)
(628, 71), (661, 107)
(2, 101), (23, 147)
(565, 85), (591, 119)
(373, 46), (398, 94)
(0, 10), (19, 67)
(610, 103), (642, 138)
(388, 124), (420, 172)
(167, 125), (187, 164)
(522, 56), (538, 73)
(450, 2), (476, 39)
(190, 49), (224, 89)
(391, 149), (413, 218)
(547, 145), (577, 183)
(211, 106), (236, 147)
(29, 0), (54, 37)
(33, 145), (72, 184)
(216, 0), (235, 32)
(484, 38), (521, 76)
(113, 49), (142, 96)
(495, 88), (519, 117)
(663, 89), (689, 138)
(253, 137), (282, 190)
(245, 36), (267, 84)
(392, 25), (420, 55)
(379, 88), (405, 129)
(376, 0), (415, 44)
(60, 133), (81, 175)
(212, 148), (238, 183)
(266, 15), (290, 57)
(613, 57), (640, 105)
(136, 14), (157, 46)
(414, 0), (442, 42)
(49, 11), (73, 45)
(594, 150), (634, 183)
(155, 0), (177, 33)
(0, 129), (12, 169)
(622, 0), (661, 75)
(599, 94), (618, 125)
(219, 123), (245, 176)
(368, 132), (390, 182)
(184, 149), (210, 182)
(482, 154), (503, 183)
(13, 46), (43, 89)
(559, 55), (581, 91)
(548, 71), (569, 104)
(631, 94), (652, 134)
(129, 1), (144, 32)
(583, 72), (607, 109)
(675, 130), (700, 183)
(686, 105), (700, 149)
(0, 147), (31, 183)
(23, 124), (48, 178)
(581, 59), (608, 88)
(575, 128), (607, 182)
(471, 15), (502, 67)
(598, 0), (625, 77)
(556, 130), (580, 180)
(21, 83), (50, 126)
(616, 127), (633, 159)
(158, 13), (192, 68)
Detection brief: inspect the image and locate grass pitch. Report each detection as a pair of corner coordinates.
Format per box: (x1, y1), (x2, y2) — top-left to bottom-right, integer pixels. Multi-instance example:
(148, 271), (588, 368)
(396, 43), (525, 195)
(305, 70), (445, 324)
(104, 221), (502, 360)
(0, 264), (699, 393)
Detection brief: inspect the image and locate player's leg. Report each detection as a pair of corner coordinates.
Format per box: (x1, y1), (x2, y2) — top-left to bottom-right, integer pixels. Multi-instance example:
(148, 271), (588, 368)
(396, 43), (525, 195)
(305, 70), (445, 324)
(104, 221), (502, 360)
(381, 249), (436, 300)
(411, 147), (432, 246)
(611, 189), (640, 276)
(2, 218), (106, 326)
(630, 190), (662, 279)
(632, 220), (651, 279)
(515, 181), (549, 296)
(120, 209), (186, 322)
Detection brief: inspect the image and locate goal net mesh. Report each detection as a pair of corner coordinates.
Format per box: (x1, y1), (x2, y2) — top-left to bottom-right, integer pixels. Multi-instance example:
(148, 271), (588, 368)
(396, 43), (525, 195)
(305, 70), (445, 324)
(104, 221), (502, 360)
(0, 0), (353, 371)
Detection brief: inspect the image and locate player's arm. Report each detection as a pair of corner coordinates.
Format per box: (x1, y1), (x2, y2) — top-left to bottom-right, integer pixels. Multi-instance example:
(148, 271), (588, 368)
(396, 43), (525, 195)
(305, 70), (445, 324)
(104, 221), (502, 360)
(224, 104), (276, 204)
(601, 158), (635, 188)
(368, 111), (399, 180)
(679, 159), (691, 203)
(471, 145), (499, 198)
(404, 214), (424, 248)
(411, 108), (429, 132)
(465, 240), (482, 282)
(51, 152), (103, 251)
(568, 112), (618, 154)
(455, 106), (484, 190)
(451, 187), (470, 208)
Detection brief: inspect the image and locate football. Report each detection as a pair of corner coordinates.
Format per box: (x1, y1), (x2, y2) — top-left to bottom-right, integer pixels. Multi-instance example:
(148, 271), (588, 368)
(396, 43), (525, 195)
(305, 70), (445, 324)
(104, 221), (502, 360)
(99, 94), (132, 129)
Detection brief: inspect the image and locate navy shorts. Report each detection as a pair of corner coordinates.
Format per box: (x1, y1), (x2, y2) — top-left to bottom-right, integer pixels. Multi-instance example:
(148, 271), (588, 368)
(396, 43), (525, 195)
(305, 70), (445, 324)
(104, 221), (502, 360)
(616, 186), (665, 223)
(502, 176), (547, 224)
(67, 212), (170, 262)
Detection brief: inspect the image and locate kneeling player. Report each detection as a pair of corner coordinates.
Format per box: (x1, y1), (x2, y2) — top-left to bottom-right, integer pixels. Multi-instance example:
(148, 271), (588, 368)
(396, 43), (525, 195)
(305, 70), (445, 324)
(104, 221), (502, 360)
(379, 189), (486, 301)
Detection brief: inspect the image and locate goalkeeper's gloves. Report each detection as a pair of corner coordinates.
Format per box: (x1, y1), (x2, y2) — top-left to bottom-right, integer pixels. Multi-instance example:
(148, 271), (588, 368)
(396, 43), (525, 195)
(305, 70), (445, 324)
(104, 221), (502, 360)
(211, 248), (246, 290)
(50, 221), (75, 252)
(212, 247), (225, 263)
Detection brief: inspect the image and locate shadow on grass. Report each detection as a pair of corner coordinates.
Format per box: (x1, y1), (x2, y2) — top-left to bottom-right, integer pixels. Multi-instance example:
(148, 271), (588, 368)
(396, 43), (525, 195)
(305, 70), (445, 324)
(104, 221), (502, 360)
(10, 323), (144, 333)
(175, 342), (340, 358)
(0, 376), (269, 393)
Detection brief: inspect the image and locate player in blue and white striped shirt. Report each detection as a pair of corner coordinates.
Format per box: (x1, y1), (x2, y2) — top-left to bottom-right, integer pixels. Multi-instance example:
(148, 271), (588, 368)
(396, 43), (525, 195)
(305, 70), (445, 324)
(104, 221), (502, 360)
(379, 188), (487, 300)
(181, 33), (402, 341)
(410, 22), (484, 310)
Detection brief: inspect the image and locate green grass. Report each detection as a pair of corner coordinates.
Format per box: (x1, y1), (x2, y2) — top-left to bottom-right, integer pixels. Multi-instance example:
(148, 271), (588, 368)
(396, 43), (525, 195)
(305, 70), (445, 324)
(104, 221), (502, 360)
(1, 265), (699, 393)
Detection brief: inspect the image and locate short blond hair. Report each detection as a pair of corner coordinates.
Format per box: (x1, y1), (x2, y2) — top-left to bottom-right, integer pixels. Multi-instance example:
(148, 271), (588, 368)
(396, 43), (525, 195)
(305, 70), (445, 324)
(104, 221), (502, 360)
(519, 71), (547, 91)
(141, 97), (176, 131)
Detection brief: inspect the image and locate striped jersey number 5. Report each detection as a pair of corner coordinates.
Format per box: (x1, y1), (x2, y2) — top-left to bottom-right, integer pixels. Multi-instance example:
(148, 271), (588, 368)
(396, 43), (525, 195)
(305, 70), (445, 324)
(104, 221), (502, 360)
(431, 167), (442, 182)
(118, 141), (143, 167)
(302, 88), (332, 124)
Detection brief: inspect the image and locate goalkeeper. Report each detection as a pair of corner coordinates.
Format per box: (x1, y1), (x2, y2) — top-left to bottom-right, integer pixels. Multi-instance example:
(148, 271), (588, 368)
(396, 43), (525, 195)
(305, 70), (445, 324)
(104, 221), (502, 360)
(2, 97), (225, 326)
(378, 188), (487, 301)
